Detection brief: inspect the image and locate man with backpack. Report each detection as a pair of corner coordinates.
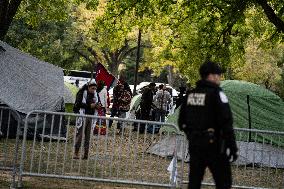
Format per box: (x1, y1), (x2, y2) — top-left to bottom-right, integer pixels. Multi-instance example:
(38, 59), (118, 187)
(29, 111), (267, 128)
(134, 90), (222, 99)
(115, 81), (132, 133)
(108, 75), (132, 129)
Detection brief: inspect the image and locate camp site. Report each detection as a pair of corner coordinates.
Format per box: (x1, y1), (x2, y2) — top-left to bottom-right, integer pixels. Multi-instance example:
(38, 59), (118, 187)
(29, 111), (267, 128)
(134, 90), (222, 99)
(1, 1), (284, 189)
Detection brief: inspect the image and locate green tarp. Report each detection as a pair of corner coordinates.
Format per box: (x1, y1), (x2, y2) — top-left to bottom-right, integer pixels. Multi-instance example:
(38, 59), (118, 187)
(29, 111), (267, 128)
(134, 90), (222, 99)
(163, 80), (284, 146)
(64, 82), (78, 113)
(65, 82), (79, 97)
(221, 80), (283, 132)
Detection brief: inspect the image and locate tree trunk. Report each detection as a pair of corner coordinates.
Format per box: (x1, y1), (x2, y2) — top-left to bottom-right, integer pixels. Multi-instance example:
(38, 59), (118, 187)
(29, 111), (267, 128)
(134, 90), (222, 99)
(0, 0), (22, 40)
(167, 65), (174, 86)
(109, 60), (119, 76)
(110, 51), (120, 76)
(108, 61), (118, 76)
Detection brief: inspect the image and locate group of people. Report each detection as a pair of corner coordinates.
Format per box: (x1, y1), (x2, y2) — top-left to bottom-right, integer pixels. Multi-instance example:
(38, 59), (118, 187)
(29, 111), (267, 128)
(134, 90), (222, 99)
(72, 61), (238, 189)
(72, 75), (133, 159)
(134, 82), (172, 133)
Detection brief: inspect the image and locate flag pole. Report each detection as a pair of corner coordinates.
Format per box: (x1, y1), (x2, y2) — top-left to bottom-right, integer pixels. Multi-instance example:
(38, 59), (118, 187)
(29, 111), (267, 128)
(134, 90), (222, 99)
(133, 29), (142, 95)
(91, 62), (97, 81)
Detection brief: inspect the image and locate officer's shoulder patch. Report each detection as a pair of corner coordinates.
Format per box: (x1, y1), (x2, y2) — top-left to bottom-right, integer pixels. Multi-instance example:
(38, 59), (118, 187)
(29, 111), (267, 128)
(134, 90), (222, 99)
(219, 91), (228, 103)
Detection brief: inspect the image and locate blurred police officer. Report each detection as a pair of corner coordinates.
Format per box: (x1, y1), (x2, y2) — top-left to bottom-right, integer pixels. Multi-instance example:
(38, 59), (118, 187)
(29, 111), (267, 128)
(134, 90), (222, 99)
(178, 61), (238, 189)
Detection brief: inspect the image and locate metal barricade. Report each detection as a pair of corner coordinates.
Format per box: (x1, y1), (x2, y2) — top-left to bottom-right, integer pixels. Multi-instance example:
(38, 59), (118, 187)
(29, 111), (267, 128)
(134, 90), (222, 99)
(179, 128), (284, 189)
(15, 109), (284, 188)
(0, 106), (22, 188)
(18, 110), (180, 188)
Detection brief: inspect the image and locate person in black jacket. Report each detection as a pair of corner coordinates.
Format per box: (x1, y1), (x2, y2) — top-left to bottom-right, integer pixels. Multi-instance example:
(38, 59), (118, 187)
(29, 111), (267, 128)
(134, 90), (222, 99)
(178, 61), (238, 189)
(175, 86), (187, 109)
(73, 80), (100, 159)
(138, 82), (156, 133)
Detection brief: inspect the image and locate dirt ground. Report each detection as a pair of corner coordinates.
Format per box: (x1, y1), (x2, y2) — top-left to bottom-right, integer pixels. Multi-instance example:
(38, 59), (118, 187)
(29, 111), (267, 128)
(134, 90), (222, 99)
(0, 171), (164, 189)
(1, 171), (218, 189)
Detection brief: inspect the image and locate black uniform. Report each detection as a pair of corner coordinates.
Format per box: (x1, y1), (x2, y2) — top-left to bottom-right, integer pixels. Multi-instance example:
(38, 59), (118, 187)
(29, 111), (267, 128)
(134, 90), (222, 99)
(178, 79), (238, 189)
(73, 87), (96, 115)
(136, 86), (155, 133)
(140, 87), (155, 119)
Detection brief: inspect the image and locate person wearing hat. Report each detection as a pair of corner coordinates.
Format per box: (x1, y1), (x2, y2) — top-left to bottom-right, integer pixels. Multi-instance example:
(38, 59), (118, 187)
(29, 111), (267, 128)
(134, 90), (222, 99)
(175, 86), (187, 109)
(73, 79), (101, 159)
(137, 82), (156, 133)
(178, 61), (238, 189)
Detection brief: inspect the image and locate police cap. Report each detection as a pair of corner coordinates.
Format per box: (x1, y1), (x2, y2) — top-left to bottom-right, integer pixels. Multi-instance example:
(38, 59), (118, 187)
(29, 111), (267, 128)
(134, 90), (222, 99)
(199, 61), (223, 78)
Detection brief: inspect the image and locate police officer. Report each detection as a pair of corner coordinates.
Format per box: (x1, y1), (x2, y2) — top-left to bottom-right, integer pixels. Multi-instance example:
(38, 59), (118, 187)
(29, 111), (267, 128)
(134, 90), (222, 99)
(178, 61), (238, 189)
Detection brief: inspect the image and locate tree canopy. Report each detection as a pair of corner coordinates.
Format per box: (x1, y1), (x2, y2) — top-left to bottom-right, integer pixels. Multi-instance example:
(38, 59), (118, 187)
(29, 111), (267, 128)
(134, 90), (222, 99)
(1, 0), (284, 97)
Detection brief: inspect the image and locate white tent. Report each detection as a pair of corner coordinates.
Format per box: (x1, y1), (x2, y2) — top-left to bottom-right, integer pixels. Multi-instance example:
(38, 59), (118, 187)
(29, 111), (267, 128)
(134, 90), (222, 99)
(0, 40), (67, 139)
(147, 135), (284, 168)
(0, 40), (65, 114)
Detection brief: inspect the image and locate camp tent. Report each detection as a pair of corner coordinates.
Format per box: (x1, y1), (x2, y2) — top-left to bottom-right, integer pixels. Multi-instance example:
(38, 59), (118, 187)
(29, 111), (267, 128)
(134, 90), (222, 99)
(149, 80), (284, 168)
(127, 94), (142, 119)
(64, 82), (78, 114)
(64, 82), (76, 104)
(0, 40), (65, 113)
(221, 80), (283, 132)
(0, 40), (67, 138)
(147, 136), (284, 168)
(163, 80), (284, 133)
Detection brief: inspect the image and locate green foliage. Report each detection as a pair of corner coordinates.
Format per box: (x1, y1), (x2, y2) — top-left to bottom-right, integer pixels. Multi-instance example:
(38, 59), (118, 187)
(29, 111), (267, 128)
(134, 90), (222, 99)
(5, 17), (85, 69)
(234, 39), (283, 89)
(4, 0), (284, 93)
(15, 0), (99, 27)
(5, 1), (103, 70)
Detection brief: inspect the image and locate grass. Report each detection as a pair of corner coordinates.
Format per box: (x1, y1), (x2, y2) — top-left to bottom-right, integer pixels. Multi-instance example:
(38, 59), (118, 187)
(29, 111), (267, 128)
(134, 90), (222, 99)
(1, 120), (284, 189)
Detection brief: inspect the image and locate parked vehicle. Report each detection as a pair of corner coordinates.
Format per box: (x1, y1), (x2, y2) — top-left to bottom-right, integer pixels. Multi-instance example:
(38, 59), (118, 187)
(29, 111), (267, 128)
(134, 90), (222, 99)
(63, 69), (92, 88)
(64, 76), (90, 88)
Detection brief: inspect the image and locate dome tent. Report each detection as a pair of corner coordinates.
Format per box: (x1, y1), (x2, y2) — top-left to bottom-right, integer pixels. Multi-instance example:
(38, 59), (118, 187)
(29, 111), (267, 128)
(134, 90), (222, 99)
(221, 80), (284, 148)
(64, 82), (78, 117)
(152, 80), (284, 167)
(163, 80), (284, 133)
(0, 41), (65, 114)
(221, 80), (283, 132)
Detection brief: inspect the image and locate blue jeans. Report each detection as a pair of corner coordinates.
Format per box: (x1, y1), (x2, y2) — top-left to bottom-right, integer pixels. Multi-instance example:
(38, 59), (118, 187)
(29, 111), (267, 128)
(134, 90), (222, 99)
(108, 108), (118, 128)
(117, 111), (126, 130)
(155, 109), (166, 122)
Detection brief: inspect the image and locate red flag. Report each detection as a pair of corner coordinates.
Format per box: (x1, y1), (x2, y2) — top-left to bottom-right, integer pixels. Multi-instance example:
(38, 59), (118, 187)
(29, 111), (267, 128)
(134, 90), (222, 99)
(95, 63), (117, 90)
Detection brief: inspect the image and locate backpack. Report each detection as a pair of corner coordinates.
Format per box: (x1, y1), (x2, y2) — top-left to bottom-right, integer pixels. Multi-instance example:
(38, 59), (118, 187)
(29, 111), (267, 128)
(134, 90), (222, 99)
(73, 90), (83, 113)
(118, 90), (132, 111)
